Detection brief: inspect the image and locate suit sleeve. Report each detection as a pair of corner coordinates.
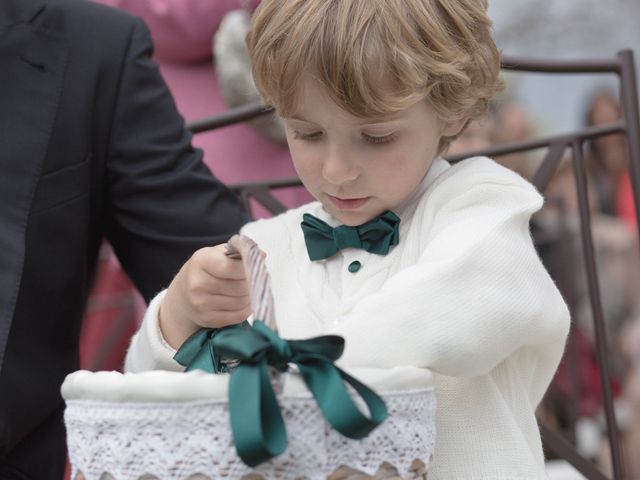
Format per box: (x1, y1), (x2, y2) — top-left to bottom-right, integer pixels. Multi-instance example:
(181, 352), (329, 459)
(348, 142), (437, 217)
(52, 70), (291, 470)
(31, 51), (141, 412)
(105, 18), (250, 302)
(332, 179), (571, 377)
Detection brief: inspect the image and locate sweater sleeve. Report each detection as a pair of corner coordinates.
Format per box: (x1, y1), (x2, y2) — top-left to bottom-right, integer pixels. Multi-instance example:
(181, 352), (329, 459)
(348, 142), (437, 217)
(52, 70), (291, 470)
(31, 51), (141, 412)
(332, 176), (570, 377)
(124, 290), (183, 372)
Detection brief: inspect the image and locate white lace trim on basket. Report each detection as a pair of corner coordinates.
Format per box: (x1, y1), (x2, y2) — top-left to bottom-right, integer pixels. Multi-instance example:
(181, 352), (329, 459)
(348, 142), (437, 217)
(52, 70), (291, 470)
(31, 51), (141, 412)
(65, 388), (435, 480)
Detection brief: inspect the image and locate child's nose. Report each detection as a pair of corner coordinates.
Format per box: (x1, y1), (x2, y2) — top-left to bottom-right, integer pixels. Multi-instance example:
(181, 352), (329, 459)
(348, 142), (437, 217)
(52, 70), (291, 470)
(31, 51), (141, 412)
(322, 146), (359, 185)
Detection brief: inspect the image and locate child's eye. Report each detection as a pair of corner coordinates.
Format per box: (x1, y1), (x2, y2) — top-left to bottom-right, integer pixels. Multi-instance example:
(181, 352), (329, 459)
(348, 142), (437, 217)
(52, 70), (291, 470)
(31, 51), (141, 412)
(292, 130), (323, 141)
(362, 132), (397, 145)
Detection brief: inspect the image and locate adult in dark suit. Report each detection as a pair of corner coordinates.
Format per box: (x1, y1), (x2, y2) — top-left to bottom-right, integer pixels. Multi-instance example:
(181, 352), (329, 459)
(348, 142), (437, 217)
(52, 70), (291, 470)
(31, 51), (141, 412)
(0, 0), (251, 477)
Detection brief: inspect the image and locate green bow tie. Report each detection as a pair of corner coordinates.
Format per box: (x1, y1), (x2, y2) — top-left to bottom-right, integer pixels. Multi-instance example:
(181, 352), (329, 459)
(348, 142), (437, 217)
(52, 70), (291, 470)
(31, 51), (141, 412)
(300, 210), (400, 261)
(174, 320), (388, 467)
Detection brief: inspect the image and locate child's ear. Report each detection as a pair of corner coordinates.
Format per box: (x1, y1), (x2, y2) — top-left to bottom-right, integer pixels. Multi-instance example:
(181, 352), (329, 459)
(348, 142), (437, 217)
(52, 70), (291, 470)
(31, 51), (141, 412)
(441, 118), (468, 137)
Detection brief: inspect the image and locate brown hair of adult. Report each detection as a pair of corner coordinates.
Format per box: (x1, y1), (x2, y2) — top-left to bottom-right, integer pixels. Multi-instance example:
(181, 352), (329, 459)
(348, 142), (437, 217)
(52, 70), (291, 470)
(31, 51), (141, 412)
(247, 0), (503, 151)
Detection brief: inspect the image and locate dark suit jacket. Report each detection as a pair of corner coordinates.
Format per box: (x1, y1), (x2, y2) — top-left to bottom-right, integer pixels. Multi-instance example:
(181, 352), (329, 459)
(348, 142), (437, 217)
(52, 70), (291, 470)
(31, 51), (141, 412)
(0, 0), (249, 477)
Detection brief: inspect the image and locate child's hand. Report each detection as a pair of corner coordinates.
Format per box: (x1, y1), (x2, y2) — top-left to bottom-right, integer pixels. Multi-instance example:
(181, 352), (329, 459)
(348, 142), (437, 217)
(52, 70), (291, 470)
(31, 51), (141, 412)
(159, 244), (252, 349)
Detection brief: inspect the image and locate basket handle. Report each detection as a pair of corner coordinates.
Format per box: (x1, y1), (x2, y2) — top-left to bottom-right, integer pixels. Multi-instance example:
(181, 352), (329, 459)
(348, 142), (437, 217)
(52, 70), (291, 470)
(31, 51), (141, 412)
(225, 234), (277, 332)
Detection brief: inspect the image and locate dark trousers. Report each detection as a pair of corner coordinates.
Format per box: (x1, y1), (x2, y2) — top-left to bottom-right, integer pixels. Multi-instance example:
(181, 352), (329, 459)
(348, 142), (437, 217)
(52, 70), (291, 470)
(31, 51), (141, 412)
(0, 406), (66, 480)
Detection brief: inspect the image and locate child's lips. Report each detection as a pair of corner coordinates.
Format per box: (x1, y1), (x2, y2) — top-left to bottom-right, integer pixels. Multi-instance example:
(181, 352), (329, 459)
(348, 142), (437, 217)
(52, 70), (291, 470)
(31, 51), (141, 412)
(326, 195), (370, 210)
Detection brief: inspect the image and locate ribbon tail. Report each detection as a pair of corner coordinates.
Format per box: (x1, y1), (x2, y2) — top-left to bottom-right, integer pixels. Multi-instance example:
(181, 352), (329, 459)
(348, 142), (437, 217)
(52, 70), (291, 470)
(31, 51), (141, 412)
(228, 362), (288, 467)
(297, 360), (388, 439)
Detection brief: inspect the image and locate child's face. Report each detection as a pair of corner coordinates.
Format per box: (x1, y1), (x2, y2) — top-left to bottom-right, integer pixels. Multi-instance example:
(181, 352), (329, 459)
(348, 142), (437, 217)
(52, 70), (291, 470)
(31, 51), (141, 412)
(283, 77), (457, 226)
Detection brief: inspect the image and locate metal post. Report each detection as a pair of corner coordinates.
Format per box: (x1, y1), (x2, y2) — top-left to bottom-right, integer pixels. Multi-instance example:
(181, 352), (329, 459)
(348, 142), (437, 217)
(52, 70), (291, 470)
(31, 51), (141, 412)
(618, 50), (640, 237)
(572, 139), (624, 479)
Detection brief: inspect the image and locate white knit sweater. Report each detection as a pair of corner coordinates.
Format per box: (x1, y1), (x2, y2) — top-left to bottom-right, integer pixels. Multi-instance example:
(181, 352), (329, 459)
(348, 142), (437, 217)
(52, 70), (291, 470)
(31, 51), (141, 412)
(126, 156), (570, 479)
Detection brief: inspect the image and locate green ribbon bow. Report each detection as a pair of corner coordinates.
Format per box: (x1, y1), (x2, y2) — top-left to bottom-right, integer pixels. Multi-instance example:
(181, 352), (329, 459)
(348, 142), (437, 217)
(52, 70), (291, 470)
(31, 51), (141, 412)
(300, 210), (400, 261)
(174, 321), (388, 467)
(173, 321), (250, 373)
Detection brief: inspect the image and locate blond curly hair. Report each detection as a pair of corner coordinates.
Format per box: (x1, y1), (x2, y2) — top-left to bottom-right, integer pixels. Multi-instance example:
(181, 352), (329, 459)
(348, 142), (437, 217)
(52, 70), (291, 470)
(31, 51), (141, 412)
(247, 0), (502, 151)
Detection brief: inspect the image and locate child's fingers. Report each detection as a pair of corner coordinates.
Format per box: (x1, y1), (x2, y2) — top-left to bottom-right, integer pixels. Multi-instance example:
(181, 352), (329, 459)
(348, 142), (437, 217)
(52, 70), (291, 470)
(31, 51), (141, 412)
(198, 304), (253, 329)
(193, 245), (248, 281)
(163, 243), (261, 335)
(189, 275), (249, 297)
(194, 293), (251, 313)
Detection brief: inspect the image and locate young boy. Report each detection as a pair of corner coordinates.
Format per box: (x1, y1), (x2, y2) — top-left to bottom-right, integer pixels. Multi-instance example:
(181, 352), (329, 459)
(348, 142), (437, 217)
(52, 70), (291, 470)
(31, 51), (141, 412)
(126, 1), (570, 477)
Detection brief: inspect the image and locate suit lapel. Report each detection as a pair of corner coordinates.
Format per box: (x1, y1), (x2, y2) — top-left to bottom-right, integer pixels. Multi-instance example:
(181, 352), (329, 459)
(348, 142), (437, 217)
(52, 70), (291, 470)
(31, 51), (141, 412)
(0, 1), (69, 368)
(0, 0), (45, 29)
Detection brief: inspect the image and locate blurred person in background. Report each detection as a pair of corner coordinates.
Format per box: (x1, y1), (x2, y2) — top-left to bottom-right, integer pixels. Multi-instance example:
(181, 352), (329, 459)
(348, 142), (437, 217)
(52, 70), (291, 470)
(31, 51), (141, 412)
(539, 91), (640, 475)
(97, 0), (304, 192)
(584, 89), (636, 230)
(491, 99), (543, 179)
(584, 89), (640, 478)
(446, 116), (494, 157)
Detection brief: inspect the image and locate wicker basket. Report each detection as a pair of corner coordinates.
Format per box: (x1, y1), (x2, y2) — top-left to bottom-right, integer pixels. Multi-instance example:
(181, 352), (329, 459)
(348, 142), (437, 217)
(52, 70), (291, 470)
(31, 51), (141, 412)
(62, 236), (436, 479)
